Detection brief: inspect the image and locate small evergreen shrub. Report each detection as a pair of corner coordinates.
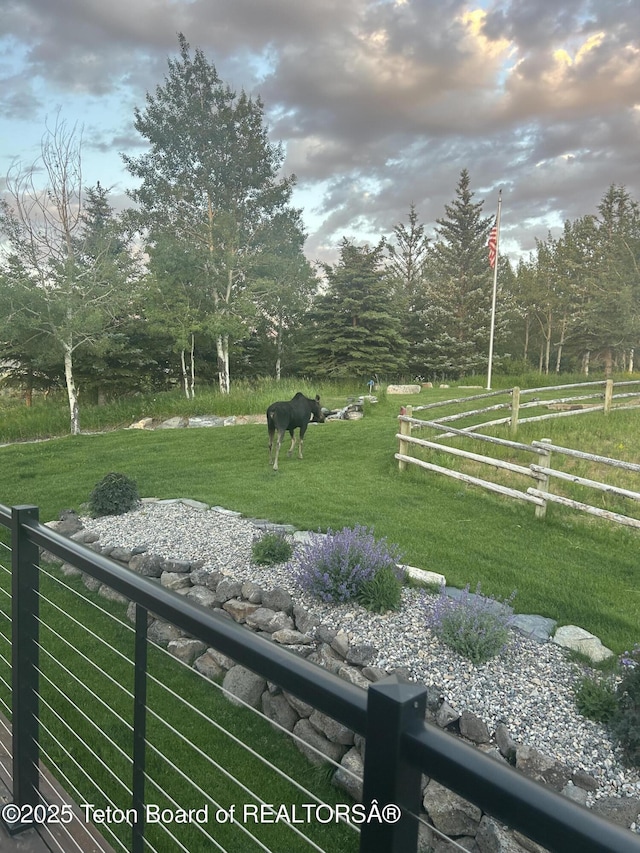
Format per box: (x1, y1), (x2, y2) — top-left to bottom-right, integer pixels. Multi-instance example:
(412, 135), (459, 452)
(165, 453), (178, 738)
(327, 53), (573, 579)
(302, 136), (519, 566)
(357, 565), (403, 613)
(429, 584), (516, 665)
(295, 525), (403, 609)
(251, 532), (293, 566)
(610, 644), (640, 769)
(88, 472), (140, 517)
(574, 674), (617, 723)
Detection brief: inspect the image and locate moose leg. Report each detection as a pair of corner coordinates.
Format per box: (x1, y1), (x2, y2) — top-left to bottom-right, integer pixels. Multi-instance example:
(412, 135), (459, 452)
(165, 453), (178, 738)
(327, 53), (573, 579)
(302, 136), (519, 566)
(298, 425), (307, 459)
(286, 429), (297, 458)
(272, 429), (285, 471)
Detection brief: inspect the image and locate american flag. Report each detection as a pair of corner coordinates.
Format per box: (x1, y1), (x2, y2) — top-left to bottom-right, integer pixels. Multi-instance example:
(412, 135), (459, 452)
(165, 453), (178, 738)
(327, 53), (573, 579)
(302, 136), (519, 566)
(488, 222), (498, 268)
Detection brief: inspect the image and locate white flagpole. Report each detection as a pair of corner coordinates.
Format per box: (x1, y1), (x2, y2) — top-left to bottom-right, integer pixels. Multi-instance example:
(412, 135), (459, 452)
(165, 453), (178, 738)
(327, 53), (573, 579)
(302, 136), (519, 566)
(486, 189), (502, 390)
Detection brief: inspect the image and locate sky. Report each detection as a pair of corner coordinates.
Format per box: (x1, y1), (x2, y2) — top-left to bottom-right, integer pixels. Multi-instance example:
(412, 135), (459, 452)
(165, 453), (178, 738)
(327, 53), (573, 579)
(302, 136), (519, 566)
(0, 0), (638, 265)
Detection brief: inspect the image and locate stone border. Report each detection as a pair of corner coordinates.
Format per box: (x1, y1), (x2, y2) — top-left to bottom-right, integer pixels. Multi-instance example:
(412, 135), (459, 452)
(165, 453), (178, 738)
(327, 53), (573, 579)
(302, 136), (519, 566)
(42, 506), (639, 851)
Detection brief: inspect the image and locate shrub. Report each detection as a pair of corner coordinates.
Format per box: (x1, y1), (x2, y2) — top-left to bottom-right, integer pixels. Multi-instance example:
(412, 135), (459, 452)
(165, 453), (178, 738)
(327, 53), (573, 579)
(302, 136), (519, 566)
(429, 584), (516, 665)
(356, 565), (403, 613)
(295, 525), (403, 607)
(574, 674), (617, 723)
(251, 532), (293, 566)
(88, 472), (140, 517)
(610, 644), (640, 769)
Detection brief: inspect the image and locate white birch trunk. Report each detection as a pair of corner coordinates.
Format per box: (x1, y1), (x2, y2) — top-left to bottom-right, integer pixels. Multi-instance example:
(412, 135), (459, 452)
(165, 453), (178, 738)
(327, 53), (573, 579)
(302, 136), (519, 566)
(189, 333), (196, 398)
(63, 343), (80, 435)
(217, 334), (230, 394)
(180, 349), (190, 399)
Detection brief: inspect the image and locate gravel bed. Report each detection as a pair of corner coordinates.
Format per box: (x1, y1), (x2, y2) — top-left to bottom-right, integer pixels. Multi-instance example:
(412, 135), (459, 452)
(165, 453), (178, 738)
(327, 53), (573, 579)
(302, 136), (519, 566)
(81, 500), (640, 804)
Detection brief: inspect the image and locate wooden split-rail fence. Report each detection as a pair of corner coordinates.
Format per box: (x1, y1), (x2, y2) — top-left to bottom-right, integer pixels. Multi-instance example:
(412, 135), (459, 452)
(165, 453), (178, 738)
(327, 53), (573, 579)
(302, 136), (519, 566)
(395, 379), (640, 528)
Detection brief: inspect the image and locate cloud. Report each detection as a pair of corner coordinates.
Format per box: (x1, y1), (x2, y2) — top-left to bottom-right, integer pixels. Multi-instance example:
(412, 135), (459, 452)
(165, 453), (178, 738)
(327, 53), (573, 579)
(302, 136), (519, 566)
(0, 0), (638, 263)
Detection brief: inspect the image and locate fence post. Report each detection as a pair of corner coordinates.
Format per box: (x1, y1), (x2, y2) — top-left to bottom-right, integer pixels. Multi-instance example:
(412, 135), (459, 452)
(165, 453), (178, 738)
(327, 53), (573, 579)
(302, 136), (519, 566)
(132, 604), (149, 853)
(534, 439), (552, 519)
(603, 379), (613, 414)
(510, 387), (520, 437)
(6, 505), (40, 834)
(398, 406), (413, 471)
(360, 674), (427, 853)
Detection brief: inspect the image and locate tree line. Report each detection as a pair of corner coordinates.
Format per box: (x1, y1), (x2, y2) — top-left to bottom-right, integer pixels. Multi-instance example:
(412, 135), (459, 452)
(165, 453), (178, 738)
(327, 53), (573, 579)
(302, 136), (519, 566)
(1, 35), (638, 433)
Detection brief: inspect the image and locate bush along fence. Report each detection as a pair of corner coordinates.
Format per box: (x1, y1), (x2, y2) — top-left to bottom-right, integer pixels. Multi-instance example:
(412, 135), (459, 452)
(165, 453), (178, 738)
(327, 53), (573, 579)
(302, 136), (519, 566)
(396, 380), (640, 528)
(1, 503), (640, 853)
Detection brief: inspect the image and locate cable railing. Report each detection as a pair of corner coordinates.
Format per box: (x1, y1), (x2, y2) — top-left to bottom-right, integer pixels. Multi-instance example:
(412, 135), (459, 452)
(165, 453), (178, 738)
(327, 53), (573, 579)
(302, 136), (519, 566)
(0, 503), (639, 853)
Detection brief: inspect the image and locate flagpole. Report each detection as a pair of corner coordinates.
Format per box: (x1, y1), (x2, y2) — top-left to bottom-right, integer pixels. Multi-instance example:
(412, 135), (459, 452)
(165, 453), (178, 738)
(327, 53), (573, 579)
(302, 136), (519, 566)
(486, 189), (502, 390)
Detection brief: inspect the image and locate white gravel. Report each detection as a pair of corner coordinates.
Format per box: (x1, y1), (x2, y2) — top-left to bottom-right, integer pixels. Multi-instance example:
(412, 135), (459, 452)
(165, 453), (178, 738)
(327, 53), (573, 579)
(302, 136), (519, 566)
(81, 499), (640, 805)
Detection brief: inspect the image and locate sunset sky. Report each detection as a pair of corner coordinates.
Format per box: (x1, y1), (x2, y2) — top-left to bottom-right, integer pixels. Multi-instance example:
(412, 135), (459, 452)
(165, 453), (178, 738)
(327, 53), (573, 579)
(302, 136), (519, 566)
(1, 0), (638, 263)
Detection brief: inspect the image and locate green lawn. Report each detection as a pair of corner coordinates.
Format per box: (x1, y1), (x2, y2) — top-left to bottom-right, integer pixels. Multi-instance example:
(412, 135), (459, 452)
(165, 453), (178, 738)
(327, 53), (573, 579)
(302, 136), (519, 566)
(0, 382), (638, 653)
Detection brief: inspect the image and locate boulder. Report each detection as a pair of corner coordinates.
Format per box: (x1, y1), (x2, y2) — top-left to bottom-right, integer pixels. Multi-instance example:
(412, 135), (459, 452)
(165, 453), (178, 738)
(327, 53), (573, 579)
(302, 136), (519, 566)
(222, 665), (267, 709)
(552, 625), (614, 662)
(423, 780), (482, 836)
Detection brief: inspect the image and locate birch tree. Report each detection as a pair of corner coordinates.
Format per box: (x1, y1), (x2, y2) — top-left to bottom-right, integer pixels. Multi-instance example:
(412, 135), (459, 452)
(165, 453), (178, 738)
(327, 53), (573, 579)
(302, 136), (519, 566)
(0, 118), (133, 433)
(122, 34), (297, 393)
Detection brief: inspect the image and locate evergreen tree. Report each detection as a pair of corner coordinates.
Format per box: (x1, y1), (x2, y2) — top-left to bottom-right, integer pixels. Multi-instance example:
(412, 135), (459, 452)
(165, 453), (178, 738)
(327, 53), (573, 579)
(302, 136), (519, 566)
(303, 239), (406, 379)
(422, 170), (498, 378)
(387, 204), (430, 377)
(122, 34), (297, 393)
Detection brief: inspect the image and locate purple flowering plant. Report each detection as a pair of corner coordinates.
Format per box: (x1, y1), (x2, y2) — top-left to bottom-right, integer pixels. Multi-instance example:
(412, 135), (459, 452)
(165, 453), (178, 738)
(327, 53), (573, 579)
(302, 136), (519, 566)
(294, 524), (404, 607)
(611, 643), (640, 769)
(429, 583), (517, 665)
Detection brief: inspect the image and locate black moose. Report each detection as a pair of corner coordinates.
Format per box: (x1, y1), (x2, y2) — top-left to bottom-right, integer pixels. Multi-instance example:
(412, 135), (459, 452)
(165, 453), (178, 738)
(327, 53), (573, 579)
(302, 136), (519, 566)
(267, 392), (325, 470)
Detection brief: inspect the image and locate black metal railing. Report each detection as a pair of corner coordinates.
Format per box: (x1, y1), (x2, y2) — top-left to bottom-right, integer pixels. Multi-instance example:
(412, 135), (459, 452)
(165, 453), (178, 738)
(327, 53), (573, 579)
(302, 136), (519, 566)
(1, 502), (639, 853)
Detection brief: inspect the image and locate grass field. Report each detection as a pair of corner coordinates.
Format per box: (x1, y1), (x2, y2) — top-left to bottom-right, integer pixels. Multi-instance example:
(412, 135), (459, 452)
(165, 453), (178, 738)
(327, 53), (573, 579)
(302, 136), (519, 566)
(1, 375), (639, 851)
(0, 375), (638, 654)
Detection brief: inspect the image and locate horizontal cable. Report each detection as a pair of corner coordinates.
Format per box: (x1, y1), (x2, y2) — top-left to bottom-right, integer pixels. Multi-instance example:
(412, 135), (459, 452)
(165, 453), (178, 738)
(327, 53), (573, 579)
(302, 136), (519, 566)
(32, 784), (84, 853)
(34, 581), (134, 670)
(144, 744), (275, 853)
(148, 663), (360, 809)
(152, 645), (361, 784)
(35, 627), (134, 718)
(35, 608), (134, 700)
(144, 715), (328, 853)
(36, 738), (127, 853)
(143, 772), (231, 853)
(39, 563), (135, 636)
(37, 681), (133, 790)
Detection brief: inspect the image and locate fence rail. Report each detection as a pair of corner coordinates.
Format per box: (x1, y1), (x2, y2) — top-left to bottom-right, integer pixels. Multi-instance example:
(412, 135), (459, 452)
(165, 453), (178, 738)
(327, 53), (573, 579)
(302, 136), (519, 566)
(1, 503), (639, 852)
(396, 379), (640, 527)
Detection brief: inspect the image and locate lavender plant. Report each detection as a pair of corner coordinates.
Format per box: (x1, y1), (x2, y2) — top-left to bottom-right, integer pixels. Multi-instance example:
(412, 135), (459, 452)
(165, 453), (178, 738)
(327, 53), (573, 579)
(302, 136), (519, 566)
(295, 525), (403, 611)
(611, 643), (640, 769)
(429, 584), (516, 665)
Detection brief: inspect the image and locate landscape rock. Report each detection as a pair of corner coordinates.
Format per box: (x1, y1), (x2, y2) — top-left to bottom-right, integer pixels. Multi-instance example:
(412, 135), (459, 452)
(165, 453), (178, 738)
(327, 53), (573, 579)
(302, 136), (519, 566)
(261, 586), (294, 615)
(423, 780), (482, 836)
(515, 745), (571, 791)
(292, 718), (348, 766)
(128, 553), (164, 578)
(511, 615), (557, 643)
(387, 384), (422, 394)
(459, 711), (491, 744)
(332, 747), (363, 800)
(168, 638), (207, 665)
(222, 665), (267, 709)
(245, 607), (294, 634)
(261, 690), (299, 732)
(552, 625), (614, 662)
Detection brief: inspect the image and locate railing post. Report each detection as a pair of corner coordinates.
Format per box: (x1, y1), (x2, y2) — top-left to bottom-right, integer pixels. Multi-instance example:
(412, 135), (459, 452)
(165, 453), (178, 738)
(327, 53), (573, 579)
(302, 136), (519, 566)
(132, 604), (149, 853)
(510, 386), (520, 437)
(360, 674), (427, 853)
(6, 505), (40, 834)
(398, 406), (413, 471)
(534, 439), (552, 519)
(603, 379), (613, 414)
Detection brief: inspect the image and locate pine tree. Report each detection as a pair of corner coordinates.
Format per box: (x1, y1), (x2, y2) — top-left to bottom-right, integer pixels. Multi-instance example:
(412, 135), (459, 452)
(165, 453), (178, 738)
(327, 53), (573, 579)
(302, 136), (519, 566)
(387, 204), (430, 377)
(422, 170), (496, 378)
(303, 239), (407, 379)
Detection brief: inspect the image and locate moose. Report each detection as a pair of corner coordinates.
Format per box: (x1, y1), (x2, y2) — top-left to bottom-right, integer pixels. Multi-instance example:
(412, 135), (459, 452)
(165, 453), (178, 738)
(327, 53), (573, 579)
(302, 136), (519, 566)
(267, 392), (325, 470)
